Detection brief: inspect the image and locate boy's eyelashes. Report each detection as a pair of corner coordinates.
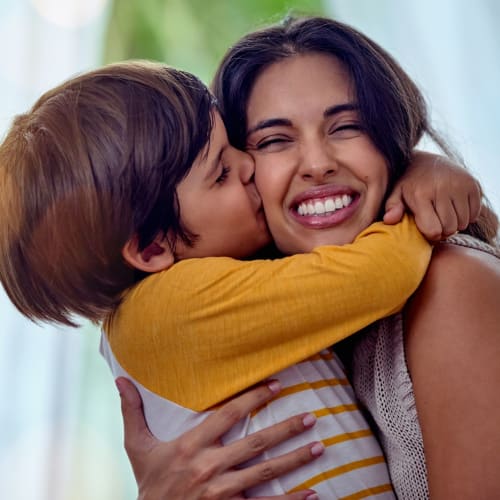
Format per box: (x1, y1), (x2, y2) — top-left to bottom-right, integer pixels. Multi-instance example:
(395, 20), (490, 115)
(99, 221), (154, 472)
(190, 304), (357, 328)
(215, 165), (231, 184)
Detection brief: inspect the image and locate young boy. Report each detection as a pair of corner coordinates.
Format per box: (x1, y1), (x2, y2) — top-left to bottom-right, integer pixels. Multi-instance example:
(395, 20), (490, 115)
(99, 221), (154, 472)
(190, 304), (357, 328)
(0, 61), (478, 497)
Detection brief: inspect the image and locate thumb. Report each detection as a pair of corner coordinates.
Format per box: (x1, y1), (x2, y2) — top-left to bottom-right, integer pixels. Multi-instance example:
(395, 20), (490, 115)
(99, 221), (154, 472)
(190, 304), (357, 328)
(383, 184), (405, 224)
(116, 377), (155, 451)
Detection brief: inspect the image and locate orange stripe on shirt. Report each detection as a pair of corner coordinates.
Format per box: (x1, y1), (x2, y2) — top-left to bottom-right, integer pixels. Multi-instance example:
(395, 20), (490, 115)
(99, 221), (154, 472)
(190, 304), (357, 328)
(313, 403), (359, 418)
(287, 455), (387, 493)
(323, 428), (374, 448)
(250, 381), (353, 417)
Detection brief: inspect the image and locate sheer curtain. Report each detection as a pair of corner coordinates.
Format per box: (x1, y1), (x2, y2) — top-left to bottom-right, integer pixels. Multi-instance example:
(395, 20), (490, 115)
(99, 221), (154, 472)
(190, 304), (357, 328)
(325, 0), (500, 216)
(0, 1), (134, 498)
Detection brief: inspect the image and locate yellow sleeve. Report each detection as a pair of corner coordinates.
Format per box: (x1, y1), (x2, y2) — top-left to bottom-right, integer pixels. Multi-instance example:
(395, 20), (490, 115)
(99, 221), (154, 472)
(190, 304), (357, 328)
(106, 215), (431, 410)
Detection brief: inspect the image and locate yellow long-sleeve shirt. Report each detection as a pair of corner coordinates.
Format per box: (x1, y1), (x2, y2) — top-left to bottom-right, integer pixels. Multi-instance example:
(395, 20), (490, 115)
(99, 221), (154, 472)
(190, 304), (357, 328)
(104, 216), (430, 411)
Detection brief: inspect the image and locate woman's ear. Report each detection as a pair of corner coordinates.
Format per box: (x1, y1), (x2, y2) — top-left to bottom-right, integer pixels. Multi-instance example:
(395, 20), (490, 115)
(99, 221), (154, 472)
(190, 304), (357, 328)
(122, 235), (175, 273)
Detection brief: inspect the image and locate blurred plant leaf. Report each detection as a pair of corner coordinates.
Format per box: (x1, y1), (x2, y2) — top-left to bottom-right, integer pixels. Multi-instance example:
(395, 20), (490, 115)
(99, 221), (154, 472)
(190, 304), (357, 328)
(104, 0), (326, 82)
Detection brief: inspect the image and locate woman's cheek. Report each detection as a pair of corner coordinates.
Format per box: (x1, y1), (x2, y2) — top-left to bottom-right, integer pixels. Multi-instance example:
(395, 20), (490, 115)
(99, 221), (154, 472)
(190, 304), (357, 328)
(254, 162), (273, 199)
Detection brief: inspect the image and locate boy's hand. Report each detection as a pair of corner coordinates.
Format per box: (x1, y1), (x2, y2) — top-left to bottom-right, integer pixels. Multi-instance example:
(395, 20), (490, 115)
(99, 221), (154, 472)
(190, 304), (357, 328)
(116, 377), (322, 500)
(383, 151), (482, 241)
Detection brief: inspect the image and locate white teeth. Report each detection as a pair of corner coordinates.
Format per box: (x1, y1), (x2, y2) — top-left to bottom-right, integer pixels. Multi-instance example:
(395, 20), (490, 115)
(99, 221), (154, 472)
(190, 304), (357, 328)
(297, 194), (353, 217)
(324, 199), (335, 212)
(314, 201), (325, 214)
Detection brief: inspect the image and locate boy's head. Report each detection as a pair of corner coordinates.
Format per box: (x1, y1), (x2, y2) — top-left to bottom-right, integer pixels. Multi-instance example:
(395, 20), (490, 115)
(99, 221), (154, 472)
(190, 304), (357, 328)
(0, 61), (215, 325)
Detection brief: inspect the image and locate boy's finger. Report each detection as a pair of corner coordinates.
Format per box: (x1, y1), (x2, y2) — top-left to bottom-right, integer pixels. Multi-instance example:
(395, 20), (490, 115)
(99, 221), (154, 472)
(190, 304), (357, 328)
(434, 197), (459, 237)
(383, 203), (405, 224)
(468, 190), (482, 224)
(452, 197), (470, 231)
(383, 185), (405, 224)
(413, 202), (444, 241)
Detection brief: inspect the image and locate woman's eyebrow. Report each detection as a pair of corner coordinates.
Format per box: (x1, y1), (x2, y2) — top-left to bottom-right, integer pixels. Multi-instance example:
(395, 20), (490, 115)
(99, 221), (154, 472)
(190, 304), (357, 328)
(324, 103), (359, 118)
(246, 118), (292, 136)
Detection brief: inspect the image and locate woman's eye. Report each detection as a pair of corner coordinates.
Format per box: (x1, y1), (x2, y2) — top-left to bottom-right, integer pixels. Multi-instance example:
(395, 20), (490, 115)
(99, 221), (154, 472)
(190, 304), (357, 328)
(255, 137), (290, 151)
(330, 123), (363, 137)
(215, 166), (230, 184)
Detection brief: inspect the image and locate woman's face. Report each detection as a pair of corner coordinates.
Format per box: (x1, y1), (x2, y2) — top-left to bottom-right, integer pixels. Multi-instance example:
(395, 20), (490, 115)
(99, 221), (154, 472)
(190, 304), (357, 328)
(174, 112), (271, 259)
(246, 53), (389, 255)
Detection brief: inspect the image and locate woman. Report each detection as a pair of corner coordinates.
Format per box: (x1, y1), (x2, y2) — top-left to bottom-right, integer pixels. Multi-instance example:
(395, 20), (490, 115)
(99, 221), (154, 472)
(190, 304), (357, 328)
(119, 16), (500, 499)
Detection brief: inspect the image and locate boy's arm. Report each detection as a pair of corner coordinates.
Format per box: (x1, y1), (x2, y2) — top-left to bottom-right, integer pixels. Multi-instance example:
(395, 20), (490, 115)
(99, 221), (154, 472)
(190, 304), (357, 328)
(384, 151), (482, 240)
(107, 215), (431, 410)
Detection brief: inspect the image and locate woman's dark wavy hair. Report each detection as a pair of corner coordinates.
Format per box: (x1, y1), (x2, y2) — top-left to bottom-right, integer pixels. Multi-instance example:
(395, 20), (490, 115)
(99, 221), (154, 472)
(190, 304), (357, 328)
(213, 15), (498, 243)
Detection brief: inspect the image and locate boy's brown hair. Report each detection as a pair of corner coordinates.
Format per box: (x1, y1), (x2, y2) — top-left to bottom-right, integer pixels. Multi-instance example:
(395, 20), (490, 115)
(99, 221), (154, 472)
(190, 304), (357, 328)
(0, 61), (214, 326)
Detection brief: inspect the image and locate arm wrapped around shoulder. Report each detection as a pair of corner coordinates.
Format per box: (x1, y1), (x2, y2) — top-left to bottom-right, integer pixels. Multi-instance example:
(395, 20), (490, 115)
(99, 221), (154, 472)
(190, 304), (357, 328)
(107, 214), (431, 411)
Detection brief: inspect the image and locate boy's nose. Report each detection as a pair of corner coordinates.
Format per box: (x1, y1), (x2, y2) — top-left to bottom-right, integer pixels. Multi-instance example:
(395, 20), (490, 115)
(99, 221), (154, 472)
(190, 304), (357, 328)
(237, 150), (255, 184)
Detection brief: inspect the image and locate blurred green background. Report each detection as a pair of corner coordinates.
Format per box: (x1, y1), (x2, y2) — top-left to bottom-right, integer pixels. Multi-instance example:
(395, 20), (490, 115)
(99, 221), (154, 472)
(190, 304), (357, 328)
(104, 0), (326, 82)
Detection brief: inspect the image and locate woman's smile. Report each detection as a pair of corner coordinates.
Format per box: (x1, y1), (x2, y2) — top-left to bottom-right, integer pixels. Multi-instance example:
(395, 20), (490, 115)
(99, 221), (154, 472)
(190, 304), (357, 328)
(290, 184), (359, 228)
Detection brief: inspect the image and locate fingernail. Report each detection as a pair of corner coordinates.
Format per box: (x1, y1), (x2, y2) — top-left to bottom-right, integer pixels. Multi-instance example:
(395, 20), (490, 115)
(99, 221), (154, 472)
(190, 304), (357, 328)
(267, 380), (281, 394)
(310, 442), (325, 457)
(302, 413), (316, 427)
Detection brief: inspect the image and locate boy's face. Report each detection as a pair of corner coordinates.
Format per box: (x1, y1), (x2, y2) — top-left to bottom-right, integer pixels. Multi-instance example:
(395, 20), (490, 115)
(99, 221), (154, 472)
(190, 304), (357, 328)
(174, 113), (271, 259)
(246, 53), (389, 255)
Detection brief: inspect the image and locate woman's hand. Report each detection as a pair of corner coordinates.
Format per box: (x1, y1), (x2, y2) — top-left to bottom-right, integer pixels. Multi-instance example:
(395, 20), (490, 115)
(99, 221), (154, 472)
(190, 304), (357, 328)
(383, 151), (482, 240)
(116, 377), (323, 500)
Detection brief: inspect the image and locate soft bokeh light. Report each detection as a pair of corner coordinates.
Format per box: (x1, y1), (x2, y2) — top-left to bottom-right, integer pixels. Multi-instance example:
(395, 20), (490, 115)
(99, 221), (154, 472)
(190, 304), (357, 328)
(31, 0), (110, 28)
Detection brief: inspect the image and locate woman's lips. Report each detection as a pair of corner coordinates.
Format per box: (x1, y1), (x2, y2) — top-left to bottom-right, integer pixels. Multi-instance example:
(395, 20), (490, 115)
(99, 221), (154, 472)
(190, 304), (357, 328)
(296, 193), (353, 216)
(289, 186), (359, 228)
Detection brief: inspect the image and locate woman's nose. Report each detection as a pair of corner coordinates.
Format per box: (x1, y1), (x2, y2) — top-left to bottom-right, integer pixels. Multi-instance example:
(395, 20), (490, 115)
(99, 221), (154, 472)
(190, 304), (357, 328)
(299, 142), (337, 181)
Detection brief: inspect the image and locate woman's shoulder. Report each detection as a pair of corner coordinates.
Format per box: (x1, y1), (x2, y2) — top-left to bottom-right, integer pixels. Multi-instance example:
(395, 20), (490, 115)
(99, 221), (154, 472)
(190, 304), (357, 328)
(422, 237), (500, 293)
(405, 236), (500, 348)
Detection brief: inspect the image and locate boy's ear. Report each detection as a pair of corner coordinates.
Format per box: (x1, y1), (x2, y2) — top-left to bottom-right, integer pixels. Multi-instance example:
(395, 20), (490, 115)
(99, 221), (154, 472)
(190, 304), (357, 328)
(122, 235), (175, 273)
